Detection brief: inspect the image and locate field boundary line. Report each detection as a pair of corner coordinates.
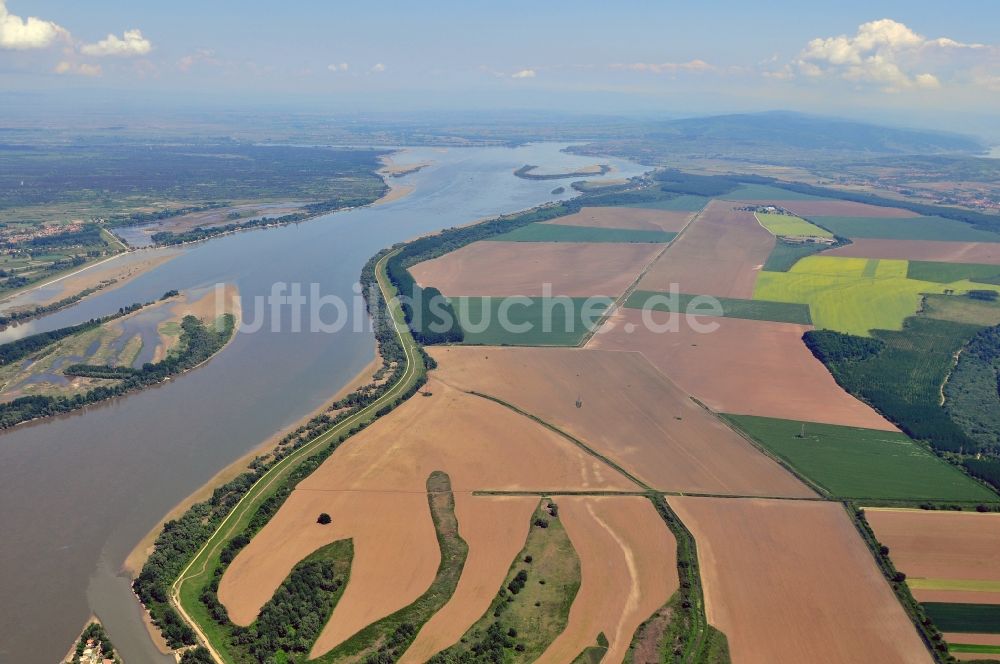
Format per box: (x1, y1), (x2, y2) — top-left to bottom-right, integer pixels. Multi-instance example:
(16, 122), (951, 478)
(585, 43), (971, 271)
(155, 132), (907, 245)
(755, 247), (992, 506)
(465, 390), (650, 490)
(167, 248), (422, 664)
(577, 202), (709, 349)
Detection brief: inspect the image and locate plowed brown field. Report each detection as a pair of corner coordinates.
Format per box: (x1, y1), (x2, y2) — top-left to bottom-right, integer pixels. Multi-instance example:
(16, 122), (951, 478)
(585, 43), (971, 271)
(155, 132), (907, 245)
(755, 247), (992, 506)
(410, 241), (662, 297)
(219, 379), (639, 656)
(670, 497), (934, 664)
(866, 508), (1000, 605)
(400, 495), (539, 663)
(543, 206), (693, 232)
(588, 309), (895, 430)
(637, 200), (774, 298)
(538, 496), (677, 664)
(430, 346), (813, 497)
(824, 239), (1000, 264)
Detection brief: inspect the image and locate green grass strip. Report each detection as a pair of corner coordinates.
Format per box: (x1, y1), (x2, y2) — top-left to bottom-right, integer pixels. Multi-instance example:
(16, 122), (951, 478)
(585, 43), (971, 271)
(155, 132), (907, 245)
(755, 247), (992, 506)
(950, 643), (1000, 654)
(625, 290), (812, 325)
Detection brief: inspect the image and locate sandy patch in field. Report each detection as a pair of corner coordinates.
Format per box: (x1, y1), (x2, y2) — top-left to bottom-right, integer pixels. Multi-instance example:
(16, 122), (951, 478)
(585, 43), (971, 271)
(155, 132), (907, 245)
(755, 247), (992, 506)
(824, 239), (1000, 264)
(410, 241), (662, 297)
(431, 346), (813, 497)
(866, 508), (1000, 605)
(670, 497), (933, 664)
(637, 200), (774, 298)
(543, 207), (693, 232)
(220, 379), (638, 654)
(400, 495), (539, 663)
(539, 496), (677, 664)
(588, 309), (895, 430)
(778, 200), (920, 218)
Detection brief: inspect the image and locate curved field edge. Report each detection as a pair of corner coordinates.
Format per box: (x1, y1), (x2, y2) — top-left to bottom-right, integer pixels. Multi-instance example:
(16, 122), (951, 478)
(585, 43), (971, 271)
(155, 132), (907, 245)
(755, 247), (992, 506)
(623, 496), (730, 664)
(429, 498), (582, 663)
(311, 471), (467, 662)
(132, 245), (427, 660)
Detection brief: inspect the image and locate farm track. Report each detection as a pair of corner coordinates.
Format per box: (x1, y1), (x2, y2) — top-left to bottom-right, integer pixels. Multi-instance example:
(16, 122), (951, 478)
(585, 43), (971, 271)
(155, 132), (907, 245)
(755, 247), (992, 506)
(169, 248), (423, 663)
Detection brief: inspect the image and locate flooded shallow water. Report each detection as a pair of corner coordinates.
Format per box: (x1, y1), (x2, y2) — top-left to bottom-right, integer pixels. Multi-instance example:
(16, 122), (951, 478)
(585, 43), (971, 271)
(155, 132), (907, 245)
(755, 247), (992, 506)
(0, 144), (644, 663)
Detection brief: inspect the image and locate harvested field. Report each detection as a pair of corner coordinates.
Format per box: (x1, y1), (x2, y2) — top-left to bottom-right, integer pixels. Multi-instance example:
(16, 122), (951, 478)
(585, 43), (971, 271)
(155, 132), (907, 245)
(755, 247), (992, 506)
(588, 309), (894, 430)
(779, 200), (920, 218)
(946, 632), (1000, 661)
(669, 497), (934, 664)
(220, 379), (639, 654)
(545, 207), (693, 232)
(430, 346), (814, 497)
(637, 200), (775, 299)
(410, 241), (662, 297)
(400, 495), (538, 663)
(538, 497), (678, 664)
(866, 509), (1000, 605)
(825, 239), (1000, 265)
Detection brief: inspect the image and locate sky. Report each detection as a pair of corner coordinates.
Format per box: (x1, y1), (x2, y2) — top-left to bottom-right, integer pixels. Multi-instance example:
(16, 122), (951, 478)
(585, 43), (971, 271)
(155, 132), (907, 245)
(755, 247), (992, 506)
(1, 1), (999, 133)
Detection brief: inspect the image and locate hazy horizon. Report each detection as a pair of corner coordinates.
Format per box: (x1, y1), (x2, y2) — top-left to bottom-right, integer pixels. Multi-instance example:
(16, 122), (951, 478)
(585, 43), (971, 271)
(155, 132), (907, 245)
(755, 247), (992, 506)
(1, 1), (998, 138)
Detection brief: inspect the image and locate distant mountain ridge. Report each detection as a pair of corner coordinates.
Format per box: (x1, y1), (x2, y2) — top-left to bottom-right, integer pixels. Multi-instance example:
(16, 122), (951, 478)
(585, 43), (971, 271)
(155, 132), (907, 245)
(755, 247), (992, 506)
(653, 111), (984, 155)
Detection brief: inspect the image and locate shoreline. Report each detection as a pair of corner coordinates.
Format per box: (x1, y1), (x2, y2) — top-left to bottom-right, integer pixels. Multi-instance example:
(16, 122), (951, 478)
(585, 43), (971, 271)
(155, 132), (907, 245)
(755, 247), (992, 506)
(122, 342), (380, 578)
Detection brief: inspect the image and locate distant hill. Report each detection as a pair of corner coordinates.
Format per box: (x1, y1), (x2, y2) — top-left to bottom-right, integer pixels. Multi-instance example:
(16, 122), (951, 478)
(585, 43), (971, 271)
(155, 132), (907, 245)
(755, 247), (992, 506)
(570, 111), (987, 165)
(657, 112), (984, 154)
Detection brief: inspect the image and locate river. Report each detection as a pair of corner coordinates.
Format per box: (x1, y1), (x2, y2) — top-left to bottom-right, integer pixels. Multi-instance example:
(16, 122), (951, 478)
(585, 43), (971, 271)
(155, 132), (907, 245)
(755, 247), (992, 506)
(0, 144), (645, 664)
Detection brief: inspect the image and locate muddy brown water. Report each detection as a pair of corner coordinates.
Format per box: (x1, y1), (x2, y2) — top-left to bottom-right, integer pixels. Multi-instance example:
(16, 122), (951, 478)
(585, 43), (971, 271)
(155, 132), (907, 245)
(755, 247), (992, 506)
(0, 144), (644, 663)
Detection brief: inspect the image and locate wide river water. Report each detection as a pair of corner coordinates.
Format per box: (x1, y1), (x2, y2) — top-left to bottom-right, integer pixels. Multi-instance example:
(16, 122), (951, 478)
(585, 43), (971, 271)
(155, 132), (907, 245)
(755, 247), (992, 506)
(0, 144), (644, 663)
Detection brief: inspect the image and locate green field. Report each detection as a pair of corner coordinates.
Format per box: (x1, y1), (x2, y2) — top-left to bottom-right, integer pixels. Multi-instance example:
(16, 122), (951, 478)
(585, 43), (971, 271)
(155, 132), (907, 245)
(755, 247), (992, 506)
(622, 194), (709, 212)
(762, 239), (832, 272)
(924, 603), (1000, 634)
(720, 184), (826, 201)
(922, 294), (1000, 326)
(725, 415), (997, 501)
(626, 290), (811, 324)
(909, 579), (1000, 593)
(490, 223), (675, 243)
(451, 296), (611, 346)
(753, 256), (1000, 335)
(808, 216), (1000, 242)
(755, 212), (833, 238)
(949, 643), (1000, 655)
(907, 260), (1000, 283)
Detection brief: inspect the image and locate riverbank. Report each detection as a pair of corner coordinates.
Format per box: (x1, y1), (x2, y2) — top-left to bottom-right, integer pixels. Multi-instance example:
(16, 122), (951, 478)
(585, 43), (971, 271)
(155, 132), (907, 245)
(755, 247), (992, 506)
(123, 343), (380, 578)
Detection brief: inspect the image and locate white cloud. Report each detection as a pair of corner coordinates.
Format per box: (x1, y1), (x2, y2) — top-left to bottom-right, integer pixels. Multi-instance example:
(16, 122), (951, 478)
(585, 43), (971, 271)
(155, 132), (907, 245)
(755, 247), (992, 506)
(178, 49), (217, 72)
(328, 62), (349, 72)
(610, 59), (714, 74)
(796, 18), (987, 92)
(370, 62), (386, 73)
(81, 28), (151, 57)
(0, 0), (68, 49)
(54, 60), (101, 77)
(511, 68), (536, 78)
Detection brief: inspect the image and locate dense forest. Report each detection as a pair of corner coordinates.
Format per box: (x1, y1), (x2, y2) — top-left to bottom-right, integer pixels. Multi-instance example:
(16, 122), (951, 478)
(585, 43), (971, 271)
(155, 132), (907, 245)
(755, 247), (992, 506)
(805, 318), (1000, 494)
(944, 324), (1000, 453)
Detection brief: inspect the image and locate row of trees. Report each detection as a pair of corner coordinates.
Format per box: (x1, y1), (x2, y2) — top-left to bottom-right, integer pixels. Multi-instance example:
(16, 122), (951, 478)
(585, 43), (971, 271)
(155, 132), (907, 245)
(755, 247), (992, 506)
(150, 197), (375, 246)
